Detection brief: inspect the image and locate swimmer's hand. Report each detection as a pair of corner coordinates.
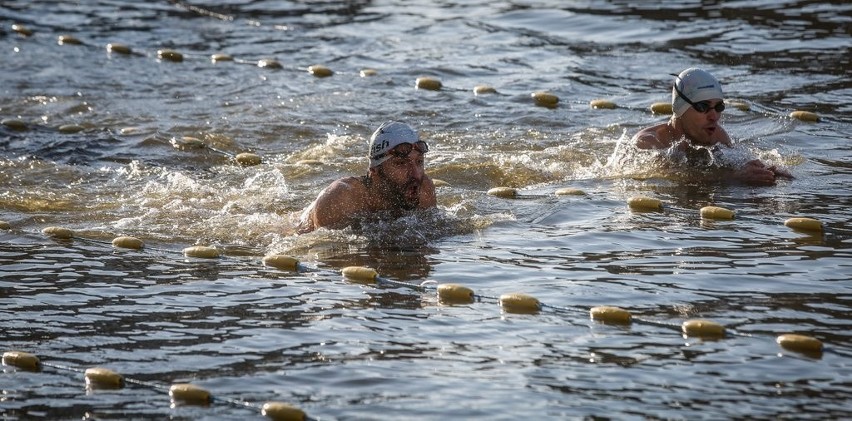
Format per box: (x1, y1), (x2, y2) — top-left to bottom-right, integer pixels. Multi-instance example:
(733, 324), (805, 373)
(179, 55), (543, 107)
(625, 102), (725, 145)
(736, 159), (793, 185)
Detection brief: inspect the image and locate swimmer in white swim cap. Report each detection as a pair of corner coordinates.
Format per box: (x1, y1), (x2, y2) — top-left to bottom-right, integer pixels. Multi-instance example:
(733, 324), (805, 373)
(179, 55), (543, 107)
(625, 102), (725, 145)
(298, 121), (437, 233)
(631, 68), (792, 185)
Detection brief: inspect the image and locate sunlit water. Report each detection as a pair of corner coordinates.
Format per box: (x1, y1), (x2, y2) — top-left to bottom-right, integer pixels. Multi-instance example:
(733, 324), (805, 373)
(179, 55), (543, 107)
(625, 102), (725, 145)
(1, 1), (850, 419)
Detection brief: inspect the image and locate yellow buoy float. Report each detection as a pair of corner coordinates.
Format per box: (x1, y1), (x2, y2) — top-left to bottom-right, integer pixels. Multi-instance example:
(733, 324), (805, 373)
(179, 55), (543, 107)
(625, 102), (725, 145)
(169, 383), (212, 406)
(726, 100), (750, 111)
(58, 35), (82, 45)
(58, 124), (84, 134)
(555, 188), (586, 196)
(257, 59), (283, 69)
(106, 43), (132, 55)
(157, 49), (183, 62)
(499, 293), (540, 314)
(12, 24), (33, 37)
(0, 220), (10, 230)
(342, 266), (378, 284)
(2, 351), (41, 371)
(85, 367), (125, 389)
(531, 91), (559, 108)
(170, 136), (205, 150)
(628, 196), (663, 212)
(487, 187), (517, 198)
(784, 217), (823, 233)
(650, 102), (672, 114)
(262, 402), (307, 421)
(473, 85), (497, 95)
(2, 118), (27, 131)
(437, 283), (475, 304)
(776, 334), (823, 354)
(235, 152), (262, 166)
(307, 65), (333, 77)
(790, 110), (819, 122)
(415, 77), (442, 90)
(183, 246), (220, 259)
(682, 319), (726, 339)
(590, 99), (617, 109)
(360, 68), (378, 77)
(700, 206), (735, 220)
(211, 53), (233, 62)
(42, 226), (74, 239)
(112, 236), (144, 250)
(262, 254), (300, 272)
(590, 306), (632, 325)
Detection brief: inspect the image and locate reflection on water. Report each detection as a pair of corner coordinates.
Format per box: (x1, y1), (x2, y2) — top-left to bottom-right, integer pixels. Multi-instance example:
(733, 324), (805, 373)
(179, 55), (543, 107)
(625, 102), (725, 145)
(1, 0), (851, 419)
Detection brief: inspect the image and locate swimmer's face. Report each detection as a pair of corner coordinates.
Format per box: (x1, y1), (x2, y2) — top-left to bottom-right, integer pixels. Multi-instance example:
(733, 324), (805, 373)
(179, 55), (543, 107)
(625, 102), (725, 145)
(373, 146), (426, 210)
(681, 98), (724, 146)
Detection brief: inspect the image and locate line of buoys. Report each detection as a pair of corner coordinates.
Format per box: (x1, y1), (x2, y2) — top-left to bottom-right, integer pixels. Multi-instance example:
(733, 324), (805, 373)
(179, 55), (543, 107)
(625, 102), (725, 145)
(629, 196), (830, 236)
(12, 20), (812, 143)
(167, 135), (263, 167)
(484, 190), (833, 237)
(591, 97), (819, 122)
(1, 217), (832, 420)
(4, 21), (827, 132)
(332, 261), (827, 358)
(1, 350), (307, 420)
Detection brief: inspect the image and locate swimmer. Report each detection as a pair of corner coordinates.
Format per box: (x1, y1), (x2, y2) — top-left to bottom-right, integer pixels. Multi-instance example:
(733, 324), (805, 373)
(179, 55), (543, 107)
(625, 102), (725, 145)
(297, 121), (437, 233)
(632, 68), (792, 185)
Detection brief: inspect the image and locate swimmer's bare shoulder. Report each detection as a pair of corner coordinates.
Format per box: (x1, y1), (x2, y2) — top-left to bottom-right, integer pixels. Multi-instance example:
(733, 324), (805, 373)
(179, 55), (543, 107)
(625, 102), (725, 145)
(298, 176), (368, 233)
(632, 123), (672, 149)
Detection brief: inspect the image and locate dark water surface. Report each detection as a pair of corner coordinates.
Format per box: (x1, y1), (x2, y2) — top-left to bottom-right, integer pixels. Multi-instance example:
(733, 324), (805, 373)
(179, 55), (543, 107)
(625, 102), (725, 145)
(1, 1), (851, 419)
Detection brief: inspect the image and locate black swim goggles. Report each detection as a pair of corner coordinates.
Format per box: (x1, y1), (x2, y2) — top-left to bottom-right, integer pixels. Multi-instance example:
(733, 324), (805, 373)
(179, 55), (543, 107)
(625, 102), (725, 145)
(373, 141), (429, 160)
(671, 74), (725, 114)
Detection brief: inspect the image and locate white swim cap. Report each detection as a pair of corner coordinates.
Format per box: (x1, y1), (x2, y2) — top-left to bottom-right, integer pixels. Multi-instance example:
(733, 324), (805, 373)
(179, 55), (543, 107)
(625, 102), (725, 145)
(368, 121), (420, 168)
(672, 68), (724, 117)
